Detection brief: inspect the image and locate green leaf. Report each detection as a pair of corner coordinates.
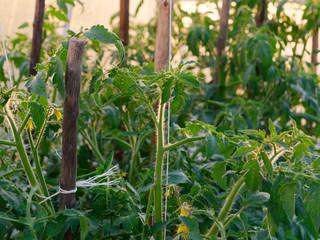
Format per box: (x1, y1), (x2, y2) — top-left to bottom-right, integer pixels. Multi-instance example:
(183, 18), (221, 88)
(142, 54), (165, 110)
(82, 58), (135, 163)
(280, 183), (298, 222)
(167, 170), (189, 185)
(267, 210), (278, 237)
(151, 220), (171, 235)
(48, 7), (69, 22)
(268, 119), (276, 137)
(170, 96), (182, 114)
(244, 160), (261, 191)
(211, 162), (227, 190)
(180, 72), (200, 88)
(261, 152), (273, 176)
(80, 216), (89, 240)
(183, 123), (203, 136)
(246, 191), (270, 205)
(161, 80), (172, 103)
(89, 68), (103, 94)
(188, 230), (202, 240)
(25, 71), (48, 97)
(243, 64), (254, 87)
(233, 146), (255, 157)
(180, 216), (198, 230)
(29, 102), (45, 129)
(206, 133), (218, 159)
(83, 25), (121, 44)
(49, 57), (65, 98)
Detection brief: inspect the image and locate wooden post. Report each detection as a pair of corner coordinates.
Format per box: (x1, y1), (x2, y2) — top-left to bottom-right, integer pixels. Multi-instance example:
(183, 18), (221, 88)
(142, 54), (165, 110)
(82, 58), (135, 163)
(29, 0), (45, 77)
(154, 0), (172, 72)
(149, 0), (173, 162)
(119, 0), (129, 46)
(213, 0), (231, 86)
(312, 28), (318, 74)
(59, 38), (87, 239)
(256, 0), (267, 27)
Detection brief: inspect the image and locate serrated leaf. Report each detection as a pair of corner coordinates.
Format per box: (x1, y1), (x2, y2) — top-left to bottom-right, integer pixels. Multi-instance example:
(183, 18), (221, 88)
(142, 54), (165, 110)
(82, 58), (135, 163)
(261, 152), (273, 176)
(233, 146), (255, 157)
(166, 170), (189, 185)
(246, 191), (270, 205)
(170, 96), (182, 114)
(244, 160), (261, 191)
(206, 133), (218, 159)
(89, 69), (103, 94)
(161, 80), (172, 103)
(49, 57), (65, 98)
(180, 72), (200, 88)
(212, 162), (227, 190)
(183, 123), (203, 136)
(29, 102), (45, 129)
(25, 71), (47, 97)
(180, 217), (198, 230)
(280, 183), (298, 222)
(80, 216), (89, 240)
(83, 25), (121, 44)
(268, 119), (276, 137)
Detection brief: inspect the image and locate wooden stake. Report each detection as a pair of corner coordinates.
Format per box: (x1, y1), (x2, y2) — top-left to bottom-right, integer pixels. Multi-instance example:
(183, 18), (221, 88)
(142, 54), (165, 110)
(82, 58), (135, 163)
(154, 0), (172, 72)
(59, 37), (87, 239)
(256, 0), (267, 27)
(214, 0), (231, 86)
(312, 28), (318, 74)
(119, 0), (129, 46)
(149, 0), (173, 162)
(29, 0), (45, 77)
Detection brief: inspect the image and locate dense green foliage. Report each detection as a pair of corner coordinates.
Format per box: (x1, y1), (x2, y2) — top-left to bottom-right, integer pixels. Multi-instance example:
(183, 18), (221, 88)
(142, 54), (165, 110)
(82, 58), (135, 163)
(0, 0), (319, 239)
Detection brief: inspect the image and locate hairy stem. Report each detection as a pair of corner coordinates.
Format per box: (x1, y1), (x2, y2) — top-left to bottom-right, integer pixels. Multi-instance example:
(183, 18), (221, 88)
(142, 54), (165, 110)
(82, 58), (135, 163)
(206, 174), (246, 237)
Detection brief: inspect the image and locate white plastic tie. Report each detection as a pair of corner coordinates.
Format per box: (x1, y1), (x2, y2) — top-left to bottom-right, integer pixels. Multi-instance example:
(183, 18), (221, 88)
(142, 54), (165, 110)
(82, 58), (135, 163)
(37, 166), (119, 204)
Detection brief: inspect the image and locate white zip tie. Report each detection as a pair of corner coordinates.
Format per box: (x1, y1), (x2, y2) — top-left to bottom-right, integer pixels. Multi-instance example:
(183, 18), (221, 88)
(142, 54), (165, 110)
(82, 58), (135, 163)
(36, 166), (119, 204)
(164, 0), (173, 238)
(0, 21), (13, 88)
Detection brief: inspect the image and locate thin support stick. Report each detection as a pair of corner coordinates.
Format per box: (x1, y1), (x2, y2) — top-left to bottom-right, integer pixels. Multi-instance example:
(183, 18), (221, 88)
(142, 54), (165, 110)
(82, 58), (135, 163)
(0, 22), (13, 88)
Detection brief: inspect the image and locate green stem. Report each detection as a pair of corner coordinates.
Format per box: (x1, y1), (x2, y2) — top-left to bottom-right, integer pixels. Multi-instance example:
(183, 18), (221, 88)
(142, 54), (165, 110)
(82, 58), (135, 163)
(1, 167), (35, 178)
(6, 106), (53, 215)
(26, 188), (37, 238)
(128, 153), (137, 184)
(80, 130), (105, 165)
(163, 136), (206, 152)
(27, 129), (54, 213)
(35, 119), (47, 149)
(142, 186), (154, 240)
(206, 174), (246, 237)
(18, 113), (31, 134)
(0, 139), (16, 146)
(154, 102), (165, 240)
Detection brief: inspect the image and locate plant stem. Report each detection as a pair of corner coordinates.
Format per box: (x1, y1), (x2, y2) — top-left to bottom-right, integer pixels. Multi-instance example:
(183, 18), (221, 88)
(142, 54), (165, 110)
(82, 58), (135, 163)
(80, 130), (105, 165)
(6, 105), (53, 215)
(163, 136), (206, 152)
(0, 139), (16, 146)
(154, 102), (165, 240)
(27, 129), (54, 212)
(142, 186), (154, 240)
(206, 174), (246, 237)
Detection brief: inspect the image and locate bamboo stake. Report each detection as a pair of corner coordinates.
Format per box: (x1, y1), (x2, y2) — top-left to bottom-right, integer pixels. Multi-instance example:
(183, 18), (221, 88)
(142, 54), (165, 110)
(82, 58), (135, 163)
(29, 0), (45, 77)
(59, 37), (87, 239)
(119, 0), (130, 46)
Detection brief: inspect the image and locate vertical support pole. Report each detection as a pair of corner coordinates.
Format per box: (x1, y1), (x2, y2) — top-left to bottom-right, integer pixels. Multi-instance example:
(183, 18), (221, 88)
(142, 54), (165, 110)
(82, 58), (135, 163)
(256, 0), (267, 27)
(312, 28), (318, 74)
(119, 0), (129, 46)
(150, 0), (173, 162)
(154, 0), (172, 72)
(59, 37), (87, 239)
(214, 0), (231, 88)
(29, 0), (45, 77)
